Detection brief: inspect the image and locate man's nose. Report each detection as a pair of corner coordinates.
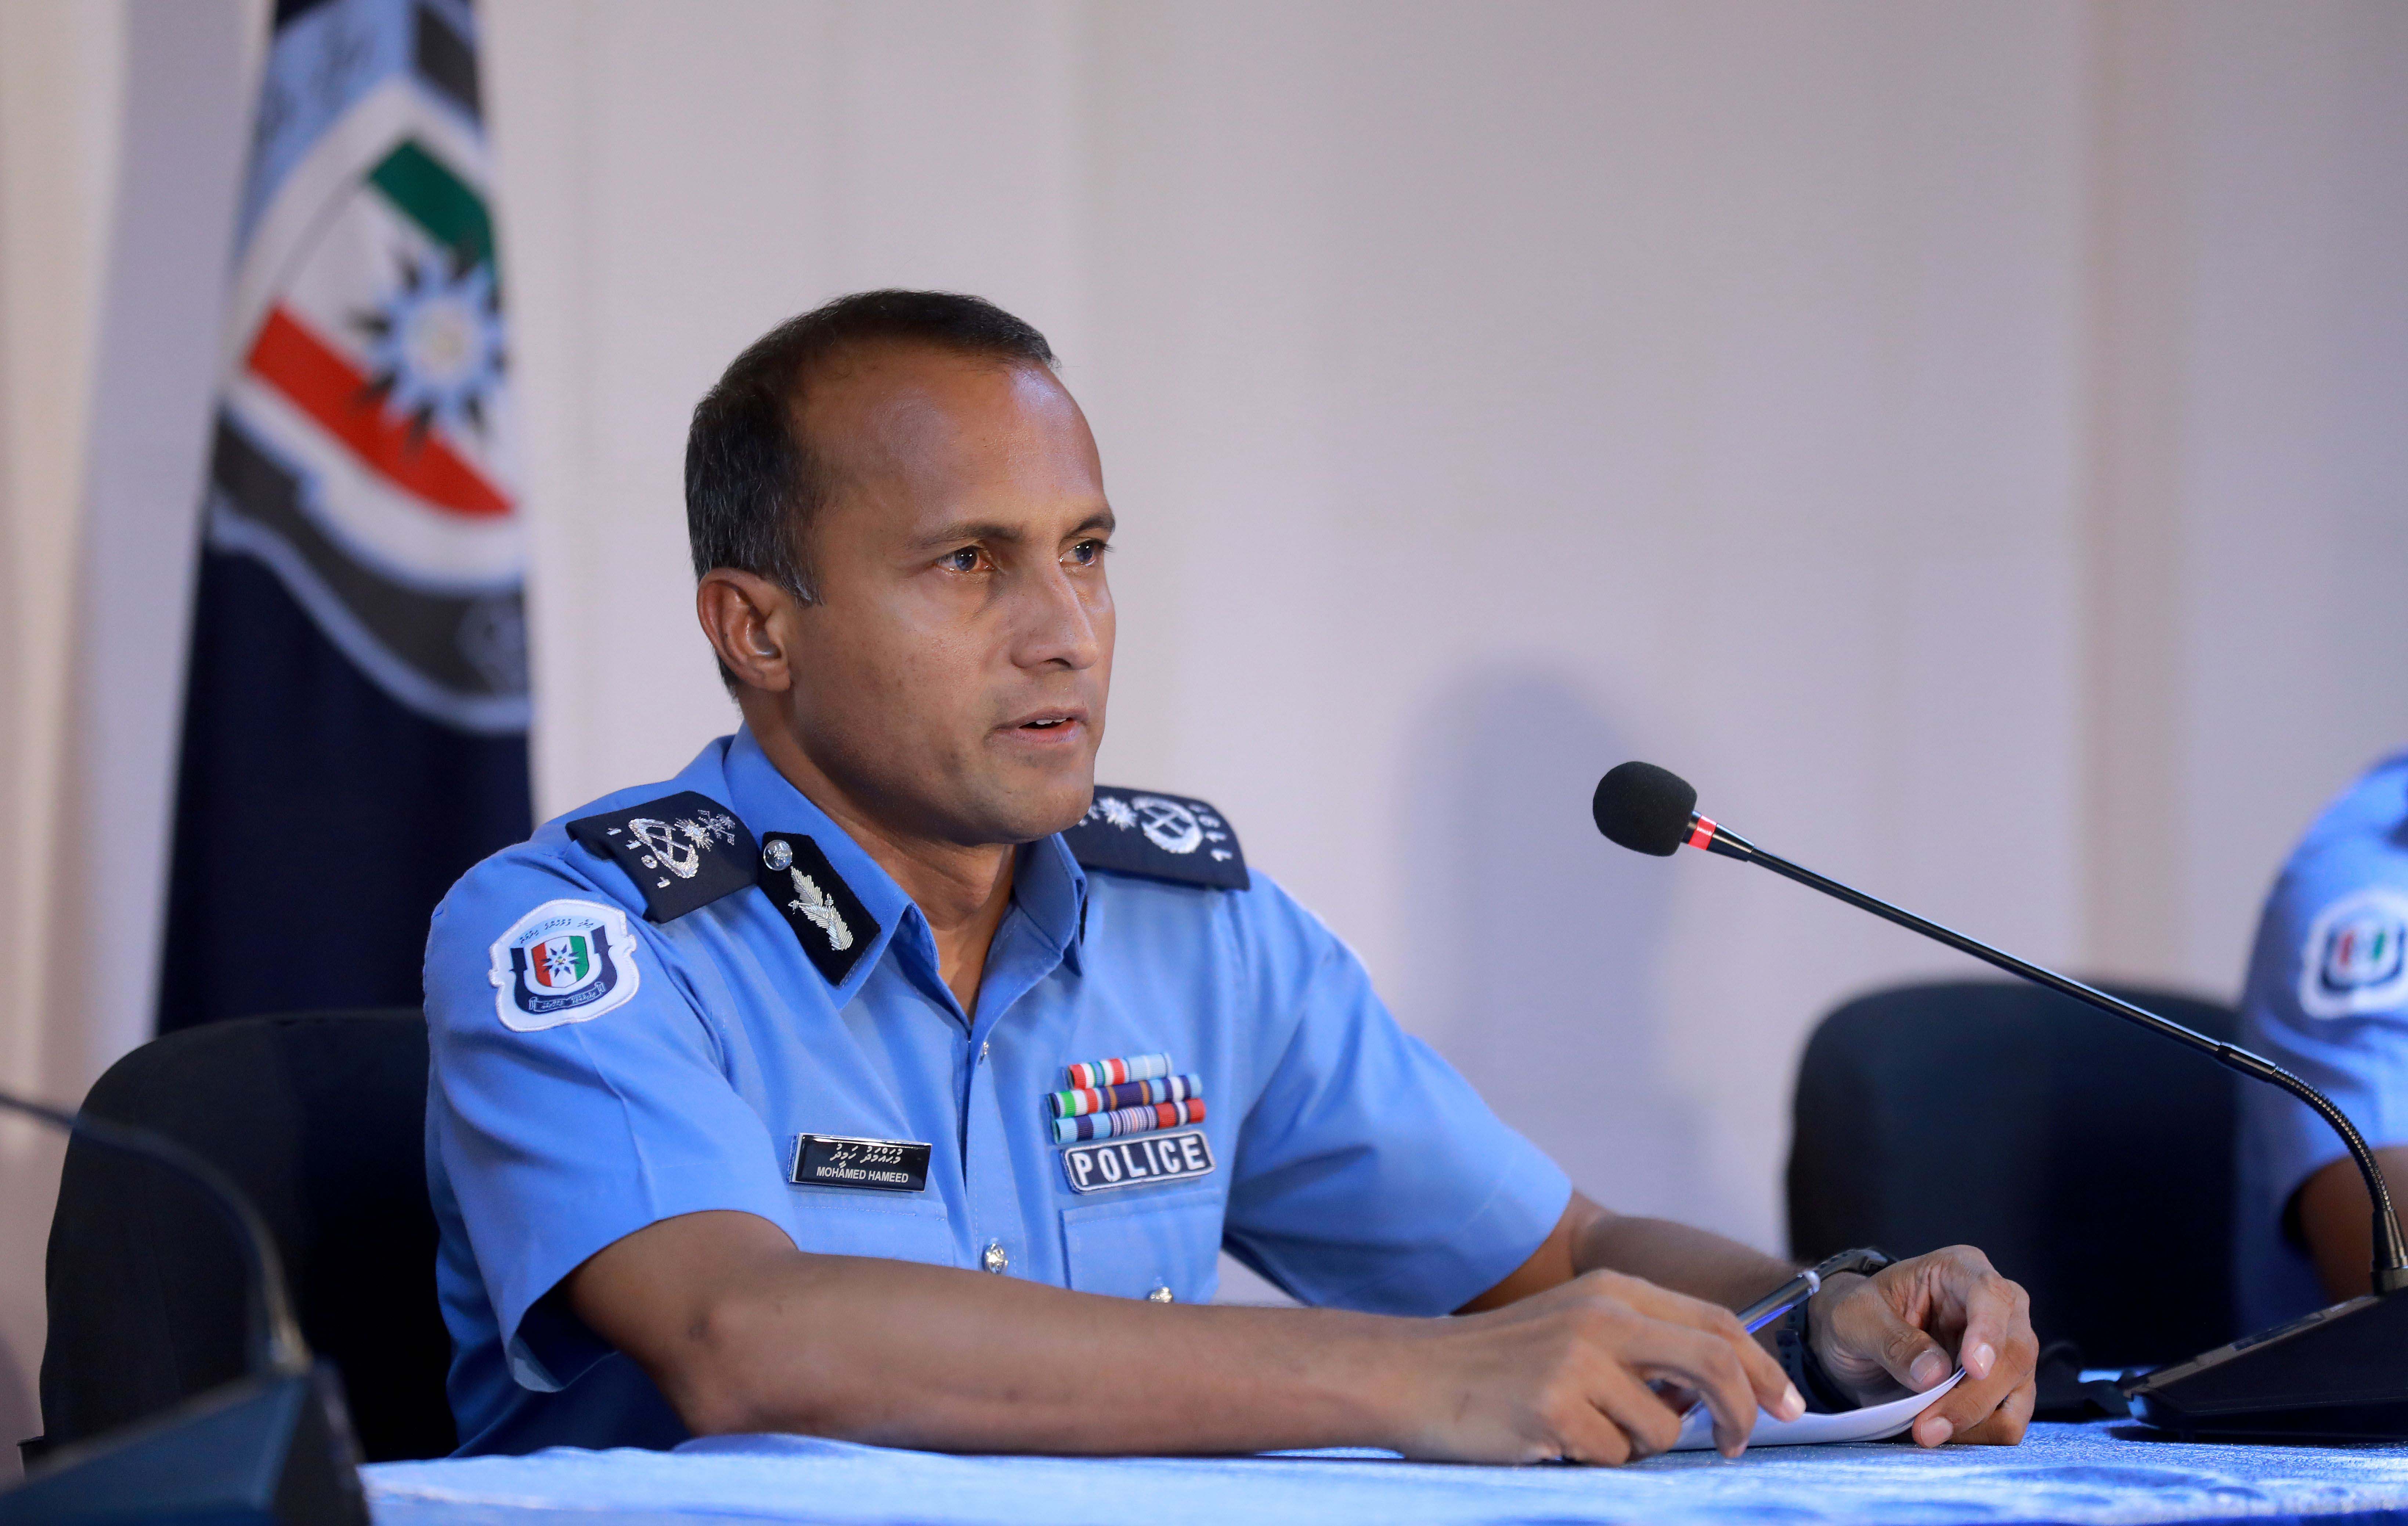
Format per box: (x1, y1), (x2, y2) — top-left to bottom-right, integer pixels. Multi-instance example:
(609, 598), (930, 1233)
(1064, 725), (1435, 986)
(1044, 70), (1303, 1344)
(1013, 560), (1105, 670)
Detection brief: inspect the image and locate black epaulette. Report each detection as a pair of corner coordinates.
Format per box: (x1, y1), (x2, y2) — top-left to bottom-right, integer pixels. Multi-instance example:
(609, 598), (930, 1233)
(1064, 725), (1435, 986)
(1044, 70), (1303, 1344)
(1062, 786), (1249, 890)
(566, 791), (758, 922)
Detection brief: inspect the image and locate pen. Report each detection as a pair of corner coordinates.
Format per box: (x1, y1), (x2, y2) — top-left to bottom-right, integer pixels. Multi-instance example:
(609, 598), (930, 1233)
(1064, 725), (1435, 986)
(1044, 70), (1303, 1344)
(1736, 1266), (1823, 1335)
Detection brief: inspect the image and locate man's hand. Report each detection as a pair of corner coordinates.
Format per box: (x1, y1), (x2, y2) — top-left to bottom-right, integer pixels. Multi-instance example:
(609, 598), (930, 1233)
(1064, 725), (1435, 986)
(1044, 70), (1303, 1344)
(1404, 1270), (1804, 1463)
(1808, 1245), (2036, 1446)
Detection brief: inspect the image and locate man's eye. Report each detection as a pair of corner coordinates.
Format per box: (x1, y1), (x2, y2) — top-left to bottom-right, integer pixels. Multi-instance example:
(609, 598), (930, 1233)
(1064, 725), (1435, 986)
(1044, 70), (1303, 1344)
(1067, 539), (1106, 567)
(942, 548), (982, 573)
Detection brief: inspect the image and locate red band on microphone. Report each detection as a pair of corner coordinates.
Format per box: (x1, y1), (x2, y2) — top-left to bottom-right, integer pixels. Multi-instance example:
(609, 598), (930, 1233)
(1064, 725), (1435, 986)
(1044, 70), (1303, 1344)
(1686, 816), (1717, 851)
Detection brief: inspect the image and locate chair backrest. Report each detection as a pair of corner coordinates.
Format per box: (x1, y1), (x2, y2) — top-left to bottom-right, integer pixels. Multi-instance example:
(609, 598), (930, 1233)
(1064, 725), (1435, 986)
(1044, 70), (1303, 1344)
(37, 1010), (455, 1462)
(1787, 980), (2240, 1370)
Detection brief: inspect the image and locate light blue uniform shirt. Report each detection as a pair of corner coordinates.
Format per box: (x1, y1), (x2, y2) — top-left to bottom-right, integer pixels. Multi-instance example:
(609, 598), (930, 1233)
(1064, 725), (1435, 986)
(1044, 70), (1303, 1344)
(425, 728), (1571, 1455)
(2235, 752), (2408, 1330)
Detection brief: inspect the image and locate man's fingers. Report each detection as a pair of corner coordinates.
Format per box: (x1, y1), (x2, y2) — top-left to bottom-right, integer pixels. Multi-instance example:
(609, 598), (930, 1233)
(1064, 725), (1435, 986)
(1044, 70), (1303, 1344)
(1597, 1277), (1803, 1421)
(1588, 1371), (1684, 1461)
(1950, 1377), (2037, 1446)
(1914, 1250), (2037, 1442)
(1546, 1392), (1636, 1467)
(1854, 1293), (1954, 1393)
(1929, 1322), (2039, 1443)
(1935, 1251), (2025, 1383)
(1617, 1322), (1761, 1457)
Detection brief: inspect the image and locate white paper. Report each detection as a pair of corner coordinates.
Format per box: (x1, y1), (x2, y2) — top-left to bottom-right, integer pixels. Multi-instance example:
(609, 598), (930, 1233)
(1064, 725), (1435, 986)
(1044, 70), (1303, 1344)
(1669, 1367), (1965, 1451)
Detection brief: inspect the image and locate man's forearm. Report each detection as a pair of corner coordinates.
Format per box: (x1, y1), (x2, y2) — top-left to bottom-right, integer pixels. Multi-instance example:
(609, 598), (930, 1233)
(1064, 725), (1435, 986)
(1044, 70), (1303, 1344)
(2297, 1146), (2408, 1300)
(1571, 1212), (1794, 1312)
(598, 1231), (1416, 1453)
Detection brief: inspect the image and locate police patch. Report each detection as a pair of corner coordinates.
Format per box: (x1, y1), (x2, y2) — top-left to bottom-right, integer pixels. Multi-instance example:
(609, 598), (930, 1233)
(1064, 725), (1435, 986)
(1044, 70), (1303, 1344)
(488, 899), (640, 1031)
(567, 791), (757, 922)
(1061, 1128), (1217, 1194)
(757, 832), (878, 986)
(1062, 787), (1249, 890)
(2299, 889), (2408, 1019)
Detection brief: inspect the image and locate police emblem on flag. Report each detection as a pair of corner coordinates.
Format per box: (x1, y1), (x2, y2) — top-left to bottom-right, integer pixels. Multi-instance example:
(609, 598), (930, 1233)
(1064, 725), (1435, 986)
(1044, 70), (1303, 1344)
(2300, 890), (2408, 1019)
(211, 0), (524, 732)
(489, 899), (640, 1030)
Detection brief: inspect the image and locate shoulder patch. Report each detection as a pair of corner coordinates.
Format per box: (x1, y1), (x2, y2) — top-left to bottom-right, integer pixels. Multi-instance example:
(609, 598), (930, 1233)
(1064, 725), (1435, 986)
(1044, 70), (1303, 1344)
(757, 832), (879, 986)
(489, 899), (641, 1031)
(1063, 787), (1249, 890)
(567, 791), (757, 922)
(2299, 889), (2408, 1019)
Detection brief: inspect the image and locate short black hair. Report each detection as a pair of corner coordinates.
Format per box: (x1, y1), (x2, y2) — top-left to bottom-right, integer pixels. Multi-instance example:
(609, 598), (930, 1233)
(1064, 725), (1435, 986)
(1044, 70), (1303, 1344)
(684, 289), (1058, 604)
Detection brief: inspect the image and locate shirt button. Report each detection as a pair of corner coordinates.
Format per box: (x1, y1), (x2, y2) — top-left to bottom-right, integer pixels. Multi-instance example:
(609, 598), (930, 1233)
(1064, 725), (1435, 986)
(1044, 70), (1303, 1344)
(979, 1040), (990, 1063)
(982, 1240), (1008, 1275)
(1147, 1284), (1174, 1304)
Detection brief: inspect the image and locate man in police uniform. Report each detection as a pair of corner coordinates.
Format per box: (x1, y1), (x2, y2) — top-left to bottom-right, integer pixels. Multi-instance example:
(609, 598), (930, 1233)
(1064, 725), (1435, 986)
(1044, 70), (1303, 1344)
(425, 290), (2038, 1461)
(2237, 752), (2408, 1323)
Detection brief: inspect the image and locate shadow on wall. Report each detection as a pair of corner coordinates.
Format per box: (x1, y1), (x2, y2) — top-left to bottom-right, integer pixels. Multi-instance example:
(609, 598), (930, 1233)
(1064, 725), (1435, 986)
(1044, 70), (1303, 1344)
(1402, 668), (1735, 1229)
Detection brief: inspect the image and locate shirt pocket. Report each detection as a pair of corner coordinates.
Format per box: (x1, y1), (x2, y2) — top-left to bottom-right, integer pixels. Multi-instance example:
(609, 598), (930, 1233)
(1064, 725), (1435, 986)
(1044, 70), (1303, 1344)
(1060, 1186), (1224, 1301)
(787, 1190), (956, 1269)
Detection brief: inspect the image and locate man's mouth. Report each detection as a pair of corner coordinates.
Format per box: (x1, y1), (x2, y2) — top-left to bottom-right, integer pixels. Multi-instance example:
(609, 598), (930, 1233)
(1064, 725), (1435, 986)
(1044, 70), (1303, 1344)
(1006, 708), (1087, 736)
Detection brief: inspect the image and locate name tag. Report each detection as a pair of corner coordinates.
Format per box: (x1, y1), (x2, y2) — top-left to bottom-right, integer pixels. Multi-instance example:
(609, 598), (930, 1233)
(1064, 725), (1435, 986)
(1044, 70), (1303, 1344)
(1061, 1127), (1217, 1194)
(789, 1133), (930, 1193)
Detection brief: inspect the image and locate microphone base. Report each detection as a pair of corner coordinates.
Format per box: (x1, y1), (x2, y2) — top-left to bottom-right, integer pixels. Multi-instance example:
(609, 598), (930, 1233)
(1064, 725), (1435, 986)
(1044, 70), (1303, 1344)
(0, 1364), (368, 1525)
(2126, 1288), (2408, 1441)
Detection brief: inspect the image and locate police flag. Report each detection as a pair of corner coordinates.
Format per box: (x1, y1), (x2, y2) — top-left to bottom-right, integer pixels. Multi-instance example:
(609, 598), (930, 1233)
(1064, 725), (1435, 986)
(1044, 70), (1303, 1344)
(158, 0), (530, 1032)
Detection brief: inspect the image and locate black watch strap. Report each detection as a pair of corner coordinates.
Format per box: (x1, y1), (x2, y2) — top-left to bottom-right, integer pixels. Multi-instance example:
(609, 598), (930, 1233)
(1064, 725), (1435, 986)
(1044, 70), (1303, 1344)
(1776, 1247), (1894, 1414)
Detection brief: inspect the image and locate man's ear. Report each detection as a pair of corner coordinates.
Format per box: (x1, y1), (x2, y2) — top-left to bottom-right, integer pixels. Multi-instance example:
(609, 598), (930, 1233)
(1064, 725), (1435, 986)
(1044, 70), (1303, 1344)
(697, 569), (798, 693)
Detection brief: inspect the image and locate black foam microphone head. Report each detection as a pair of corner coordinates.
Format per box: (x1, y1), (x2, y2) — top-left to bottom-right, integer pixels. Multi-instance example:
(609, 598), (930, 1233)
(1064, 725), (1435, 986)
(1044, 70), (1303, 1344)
(1592, 762), (1698, 856)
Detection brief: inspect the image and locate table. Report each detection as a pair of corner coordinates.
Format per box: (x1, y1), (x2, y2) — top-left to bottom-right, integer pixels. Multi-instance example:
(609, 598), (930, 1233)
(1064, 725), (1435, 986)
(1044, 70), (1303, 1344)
(365, 1421), (2408, 1526)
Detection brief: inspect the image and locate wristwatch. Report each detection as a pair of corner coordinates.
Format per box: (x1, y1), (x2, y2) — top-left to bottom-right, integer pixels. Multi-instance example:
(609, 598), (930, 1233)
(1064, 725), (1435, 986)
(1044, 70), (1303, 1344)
(1777, 1247), (1895, 1413)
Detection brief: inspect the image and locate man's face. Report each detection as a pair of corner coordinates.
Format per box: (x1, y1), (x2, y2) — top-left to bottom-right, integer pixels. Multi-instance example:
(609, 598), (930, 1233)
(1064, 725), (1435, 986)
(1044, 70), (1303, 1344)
(766, 343), (1114, 846)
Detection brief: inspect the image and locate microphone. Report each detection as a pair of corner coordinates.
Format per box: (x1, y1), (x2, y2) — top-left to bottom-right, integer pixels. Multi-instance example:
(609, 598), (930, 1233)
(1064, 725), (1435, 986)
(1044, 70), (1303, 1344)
(0, 1089), (367, 1524)
(1595, 761), (2408, 1441)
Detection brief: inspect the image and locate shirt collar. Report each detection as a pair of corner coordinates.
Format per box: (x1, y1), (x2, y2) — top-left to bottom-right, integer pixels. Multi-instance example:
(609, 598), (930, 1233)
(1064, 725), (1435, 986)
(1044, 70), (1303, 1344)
(717, 726), (1091, 994)
(1014, 830), (1090, 977)
(721, 726), (918, 1004)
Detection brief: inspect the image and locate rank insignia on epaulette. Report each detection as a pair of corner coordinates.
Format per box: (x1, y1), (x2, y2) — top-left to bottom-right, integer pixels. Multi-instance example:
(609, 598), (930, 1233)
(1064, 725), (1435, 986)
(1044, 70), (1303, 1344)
(757, 831), (878, 986)
(566, 792), (758, 922)
(1061, 787), (1249, 890)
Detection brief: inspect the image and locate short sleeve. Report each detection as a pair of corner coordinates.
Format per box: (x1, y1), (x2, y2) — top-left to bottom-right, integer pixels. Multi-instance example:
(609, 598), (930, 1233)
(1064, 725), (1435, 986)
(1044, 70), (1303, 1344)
(424, 853), (800, 1393)
(1220, 878), (1571, 1315)
(2239, 869), (2408, 1219)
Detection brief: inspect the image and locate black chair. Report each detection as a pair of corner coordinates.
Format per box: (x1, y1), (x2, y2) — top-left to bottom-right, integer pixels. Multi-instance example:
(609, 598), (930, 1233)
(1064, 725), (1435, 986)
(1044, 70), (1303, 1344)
(1788, 980), (2241, 1371)
(35, 1010), (456, 1463)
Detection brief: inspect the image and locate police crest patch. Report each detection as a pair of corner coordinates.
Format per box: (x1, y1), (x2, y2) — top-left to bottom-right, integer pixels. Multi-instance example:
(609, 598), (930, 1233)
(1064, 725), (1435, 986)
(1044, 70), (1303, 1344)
(2299, 889), (2408, 1019)
(489, 899), (641, 1031)
(1062, 787), (1249, 890)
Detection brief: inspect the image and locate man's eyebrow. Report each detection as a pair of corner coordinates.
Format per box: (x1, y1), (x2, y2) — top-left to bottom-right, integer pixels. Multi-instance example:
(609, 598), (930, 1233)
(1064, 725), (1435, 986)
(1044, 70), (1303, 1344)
(911, 520), (1026, 550)
(910, 508), (1116, 550)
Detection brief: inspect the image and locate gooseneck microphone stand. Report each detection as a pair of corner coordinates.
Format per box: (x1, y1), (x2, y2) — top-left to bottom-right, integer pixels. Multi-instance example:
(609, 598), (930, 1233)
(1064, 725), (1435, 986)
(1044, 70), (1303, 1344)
(1595, 761), (2408, 1440)
(1687, 816), (2408, 1295)
(0, 1089), (367, 1525)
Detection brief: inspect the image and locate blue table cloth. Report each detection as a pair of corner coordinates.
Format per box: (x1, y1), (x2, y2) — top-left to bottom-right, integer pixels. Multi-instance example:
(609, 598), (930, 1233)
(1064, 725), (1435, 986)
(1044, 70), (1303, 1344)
(366, 1422), (2408, 1526)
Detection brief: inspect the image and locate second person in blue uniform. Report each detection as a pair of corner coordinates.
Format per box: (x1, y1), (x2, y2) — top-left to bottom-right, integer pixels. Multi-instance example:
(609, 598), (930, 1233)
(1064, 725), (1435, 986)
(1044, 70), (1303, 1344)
(423, 291), (2039, 1462)
(2235, 751), (2408, 1325)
